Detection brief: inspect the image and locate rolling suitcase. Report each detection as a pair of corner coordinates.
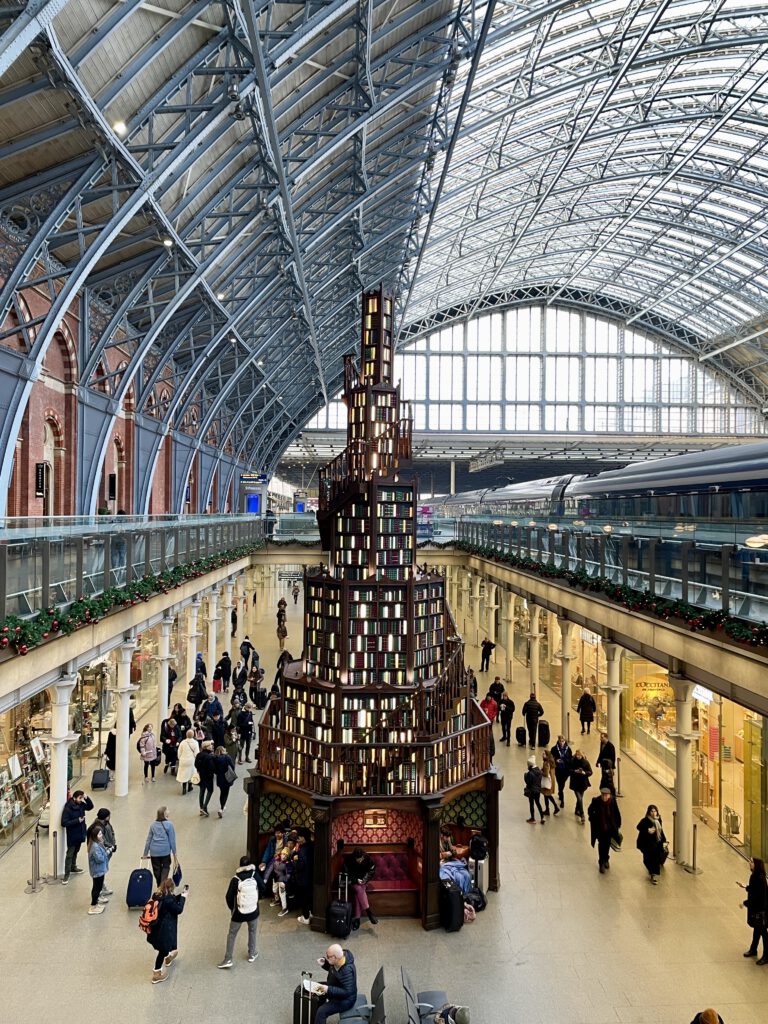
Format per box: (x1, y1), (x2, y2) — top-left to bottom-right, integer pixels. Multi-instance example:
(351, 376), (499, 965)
(515, 725), (527, 746)
(468, 857), (486, 895)
(293, 970), (319, 1024)
(126, 860), (154, 909)
(91, 756), (109, 790)
(439, 879), (464, 932)
(326, 873), (353, 938)
(256, 688), (268, 710)
(538, 719), (550, 747)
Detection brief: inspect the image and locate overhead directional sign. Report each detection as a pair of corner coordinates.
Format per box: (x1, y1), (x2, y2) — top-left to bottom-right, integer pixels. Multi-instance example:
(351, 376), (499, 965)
(468, 450), (504, 473)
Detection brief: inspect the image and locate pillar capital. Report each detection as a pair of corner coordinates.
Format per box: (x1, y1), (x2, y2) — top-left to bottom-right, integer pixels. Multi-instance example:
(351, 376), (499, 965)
(50, 674), (78, 704)
(117, 637), (137, 662)
(669, 674), (696, 702)
(161, 614), (175, 630)
(602, 641), (622, 663)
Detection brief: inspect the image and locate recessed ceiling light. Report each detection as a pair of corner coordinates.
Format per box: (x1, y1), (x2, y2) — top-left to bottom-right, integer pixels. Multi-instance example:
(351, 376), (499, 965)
(257, 359), (264, 367)
(217, 292), (225, 300)
(113, 120), (127, 136)
(162, 237), (173, 248)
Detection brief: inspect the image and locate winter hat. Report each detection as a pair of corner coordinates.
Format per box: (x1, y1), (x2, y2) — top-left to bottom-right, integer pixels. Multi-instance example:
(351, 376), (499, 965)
(599, 786), (612, 794)
(96, 808), (111, 821)
(527, 756), (536, 767)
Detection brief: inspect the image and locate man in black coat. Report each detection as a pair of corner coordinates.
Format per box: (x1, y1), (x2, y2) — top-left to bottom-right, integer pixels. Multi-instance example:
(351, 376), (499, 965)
(598, 732), (617, 770)
(216, 651), (232, 692)
(550, 735), (573, 807)
(521, 692), (544, 748)
(587, 787), (622, 873)
(480, 638), (495, 672)
(497, 693), (515, 746)
(315, 944), (358, 1024)
(218, 855), (260, 967)
(61, 790), (94, 882)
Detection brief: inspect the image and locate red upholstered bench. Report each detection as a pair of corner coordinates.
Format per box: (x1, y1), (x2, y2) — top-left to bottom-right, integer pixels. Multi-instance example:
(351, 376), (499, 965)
(333, 847), (421, 917)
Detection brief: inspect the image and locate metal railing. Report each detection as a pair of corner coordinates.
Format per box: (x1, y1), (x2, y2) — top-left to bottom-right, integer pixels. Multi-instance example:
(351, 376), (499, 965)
(457, 521), (768, 624)
(0, 514), (263, 621)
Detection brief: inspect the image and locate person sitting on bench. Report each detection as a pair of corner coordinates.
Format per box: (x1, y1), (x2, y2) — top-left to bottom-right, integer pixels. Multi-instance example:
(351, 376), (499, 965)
(342, 847), (378, 930)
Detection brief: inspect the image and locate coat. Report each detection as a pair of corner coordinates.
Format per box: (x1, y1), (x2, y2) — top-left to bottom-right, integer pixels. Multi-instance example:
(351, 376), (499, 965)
(88, 841), (110, 879)
(214, 753), (236, 791)
(524, 766), (542, 795)
(635, 815), (668, 874)
(598, 738), (617, 769)
(216, 655), (232, 682)
(744, 871), (768, 927)
(577, 692), (596, 722)
(105, 730), (117, 771)
(176, 737), (199, 784)
(195, 750), (216, 786)
(143, 819), (177, 858)
(568, 756), (592, 794)
(522, 698), (544, 725)
(138, 730), (158, 763)
(480, 697), (498, 722)
(551, 740), (573, 778)
(225, 864), (260, 923)
(587, 795), (622, 847)
(498, 697), (515, 721)
(321, 948), (357, 1009)
(147, 892), (186, 952)
(61, 796), (94, 846)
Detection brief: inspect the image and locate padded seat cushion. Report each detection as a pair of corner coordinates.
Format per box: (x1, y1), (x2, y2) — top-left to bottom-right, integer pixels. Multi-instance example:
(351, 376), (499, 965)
(367, 851), (418, 890)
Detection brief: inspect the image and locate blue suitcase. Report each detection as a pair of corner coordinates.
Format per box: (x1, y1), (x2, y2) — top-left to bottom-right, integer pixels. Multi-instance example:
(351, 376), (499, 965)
(126, 862), (153, 908)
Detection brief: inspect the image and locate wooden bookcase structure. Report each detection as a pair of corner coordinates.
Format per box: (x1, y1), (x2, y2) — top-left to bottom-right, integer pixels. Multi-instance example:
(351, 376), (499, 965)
(247, 286), (502, 929)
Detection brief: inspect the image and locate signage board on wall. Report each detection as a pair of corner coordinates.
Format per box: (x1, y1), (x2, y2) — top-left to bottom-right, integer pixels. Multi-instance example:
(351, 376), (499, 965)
(468, 449), (504, 473)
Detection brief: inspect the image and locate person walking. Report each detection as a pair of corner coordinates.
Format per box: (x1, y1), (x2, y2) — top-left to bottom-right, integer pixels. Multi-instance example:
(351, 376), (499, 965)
(239, 636), (256, 671)
(177, 729), (199, 795)
(479, 692), (498, 724)
(145, 878), (189, 984)
(237, 704), (254, 764)
(524, 756), (546, 824)
(216, 651), (232, 692)
(138, 723), (159, 782)
(587, 786), (622, 873)
(159, 715), (180, 775)
(690, 1012), (725, 1024)
(61, 789), (94, 883)
(142, 806), (178, 886)
(488, 676), (504, 706)
(740, 857), (768, 963)
(292, 582), (300, 604)
(86, 821), (110, 915)
(214, 744), (237, 818)
(195, 740), (216, 816)
(479, 638), (495, 672)
(498, 692), (515, 745)
(187, 671), (208, 717)
(218, 855), (261, 968)
(521, 692), (544, 748)
(195, 651), (207, 681)
(635, 804), (668, 885)
(540, 750), (559, 816)
(551, 735), (573, 808)
(231, 606), (238, 638)
(598, 731), (617, 770)
(569, 749), (592, 823)
(276, 620), (288, 651)
(577, 686), (596, 735)
(314, 944), (358, 1024)
(170, 702), (192, 735)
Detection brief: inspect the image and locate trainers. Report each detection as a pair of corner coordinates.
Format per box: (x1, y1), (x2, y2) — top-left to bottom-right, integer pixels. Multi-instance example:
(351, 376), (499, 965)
(270, 898), (280, 907)
(88, 904), (105, 914)
(278, 908), (290, 917)
(526, 818), (536, 824)
(71, 866), (84, 874)
(297, 916), (310, 924)
(218, 810), (224, 818)
(61, 876), (69, 885)
(98, 895), (110, 904)
(217, 960), (233, 970)
(101, 887), (114, 896)
(151, 970), (167, 984)
(248, 953), (259, 962)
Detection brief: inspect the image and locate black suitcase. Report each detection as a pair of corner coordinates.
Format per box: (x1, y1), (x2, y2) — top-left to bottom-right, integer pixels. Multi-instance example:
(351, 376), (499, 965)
(293, 971), (319, 1024)
(538, 719), (550, 746)
(439, 879), (464, 932)
(326, 873), (353, 938)
(126, 862), (154, 908)
(515, 725), (527, 746)
(256, 688), (268, 710)
(91, 760), (109, 790)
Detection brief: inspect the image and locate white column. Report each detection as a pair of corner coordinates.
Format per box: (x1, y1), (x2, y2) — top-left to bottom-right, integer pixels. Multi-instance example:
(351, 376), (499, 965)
(670, 674), (698, 868)
(557, 617), (576, 741)
(527, 604), (542, 696)
(599, 642), (626, 753)
(460, 571), (471, 638)
(115, 637), (138, 798)
(47, 673), (79, 878)
(218, 581), (229, 655)
(246, 568), (257, 632)
(224, 580), (235, 642)
(207, 586), (220, 681)
(504, 592), (516, 688)
(156, 615), (174, 724)
(450, 460), (455, 495)
(186, 599), (201, 678)
(470, 575), (482, 642)
(486, 582), (498, 648)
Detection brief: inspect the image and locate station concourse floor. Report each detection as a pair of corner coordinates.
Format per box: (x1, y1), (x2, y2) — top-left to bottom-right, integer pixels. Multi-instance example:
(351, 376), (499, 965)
(1, 581), (767, 1024)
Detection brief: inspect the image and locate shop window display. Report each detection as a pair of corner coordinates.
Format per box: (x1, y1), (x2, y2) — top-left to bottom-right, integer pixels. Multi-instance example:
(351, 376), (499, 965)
(621, 653), (676, 790)
(0, 697), (51, 850)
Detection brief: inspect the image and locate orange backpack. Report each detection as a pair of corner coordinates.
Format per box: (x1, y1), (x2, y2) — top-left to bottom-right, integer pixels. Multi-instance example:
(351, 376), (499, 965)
(139, 897), (160, 933)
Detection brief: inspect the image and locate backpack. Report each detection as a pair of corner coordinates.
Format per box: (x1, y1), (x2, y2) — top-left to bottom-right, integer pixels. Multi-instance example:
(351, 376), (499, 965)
(139, 897), (160, 933)
(240, 642), (249, 658)
(136, 737), (143, 754)
(236, 874), (260, 915)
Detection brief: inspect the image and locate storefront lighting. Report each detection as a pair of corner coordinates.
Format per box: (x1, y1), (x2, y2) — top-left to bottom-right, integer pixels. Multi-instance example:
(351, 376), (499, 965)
(674, 524), (685, 532)
(547, 523), (558, 531)
(527, 520), (536, 527)
(509, 520), (518, 527)
(745, 534), (768, 548)
(572, 519), (585, 528)
(602, 524), (613, 534)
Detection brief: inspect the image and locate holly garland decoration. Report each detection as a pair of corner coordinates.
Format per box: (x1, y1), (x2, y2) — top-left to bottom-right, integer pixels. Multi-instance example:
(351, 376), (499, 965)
(452, 540), (768, 650)
(0, 542), (265, 657)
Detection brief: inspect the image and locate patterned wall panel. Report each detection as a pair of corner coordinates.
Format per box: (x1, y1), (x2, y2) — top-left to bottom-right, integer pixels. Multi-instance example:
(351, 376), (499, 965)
(259, 792), (314, 833)
(440, 791), (487, 828)
(331, 808), (424, 857)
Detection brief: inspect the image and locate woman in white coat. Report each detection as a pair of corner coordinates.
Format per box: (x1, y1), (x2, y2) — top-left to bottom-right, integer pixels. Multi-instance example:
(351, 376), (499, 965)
(177, 729), (199, 795)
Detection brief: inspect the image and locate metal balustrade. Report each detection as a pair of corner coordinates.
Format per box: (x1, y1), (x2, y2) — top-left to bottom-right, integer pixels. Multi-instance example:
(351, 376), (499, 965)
(0, 514), (263, 621)
(456, 521), (768, 624)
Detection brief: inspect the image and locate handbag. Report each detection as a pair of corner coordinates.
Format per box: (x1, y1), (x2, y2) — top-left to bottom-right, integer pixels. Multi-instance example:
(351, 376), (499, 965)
(224, 764), (238, 786)
(173, 860), (183, 887)
(610, 830), (624, 852)
(541, 775), (552, 791)
(191, 771), (200, 786)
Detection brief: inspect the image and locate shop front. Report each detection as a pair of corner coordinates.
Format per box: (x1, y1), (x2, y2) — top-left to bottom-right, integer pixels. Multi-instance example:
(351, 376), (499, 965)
(0, 693), (50, 852)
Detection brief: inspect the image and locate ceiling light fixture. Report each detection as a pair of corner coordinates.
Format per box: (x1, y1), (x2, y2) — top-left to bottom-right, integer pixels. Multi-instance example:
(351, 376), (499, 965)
(162, 237), (173, 248)
(113, 120), (127, 136)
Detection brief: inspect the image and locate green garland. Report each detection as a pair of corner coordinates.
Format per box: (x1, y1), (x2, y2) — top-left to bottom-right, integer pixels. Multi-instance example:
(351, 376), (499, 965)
(455, 540), (768, 649)
(0, 541), (265, 657)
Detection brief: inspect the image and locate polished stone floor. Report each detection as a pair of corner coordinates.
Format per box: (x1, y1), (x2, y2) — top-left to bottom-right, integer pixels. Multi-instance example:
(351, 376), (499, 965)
(1, 580), (766, 1024)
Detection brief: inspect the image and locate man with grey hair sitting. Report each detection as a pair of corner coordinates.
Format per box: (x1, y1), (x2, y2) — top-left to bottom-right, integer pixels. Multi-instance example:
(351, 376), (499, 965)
(434, 1007), (470, 1024)
(314, 943), (357, 1023)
